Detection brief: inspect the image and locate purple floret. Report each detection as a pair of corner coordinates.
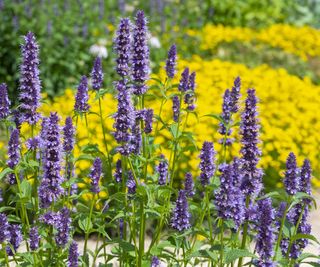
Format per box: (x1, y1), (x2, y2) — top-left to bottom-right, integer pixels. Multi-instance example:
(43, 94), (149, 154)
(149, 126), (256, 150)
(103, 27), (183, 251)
(7, 129), (20, 184)
(171, 190), (191, 232)
(18, 32), (41, 125)
(91, 56), (104, 90)
(90, 157), (102, 194)
(74, 76), (90, 113)
(165, 44), (177, 79)
(199, 141), (216, 186)
(132, 10), (150, 95)
(0, 83), (10, 119)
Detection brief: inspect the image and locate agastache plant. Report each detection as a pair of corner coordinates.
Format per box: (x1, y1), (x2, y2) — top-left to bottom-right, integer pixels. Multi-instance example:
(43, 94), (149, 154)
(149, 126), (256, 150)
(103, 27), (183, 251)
(0, 10), (318, 267)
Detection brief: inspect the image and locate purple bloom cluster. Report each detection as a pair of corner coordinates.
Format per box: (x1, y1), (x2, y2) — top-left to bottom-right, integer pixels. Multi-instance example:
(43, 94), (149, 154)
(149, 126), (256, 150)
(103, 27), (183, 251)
(114, 159), (122, 183)
(218, 79), (241, 146)
(114, 18), (131, 78)
(165, 44), (177, 78)
(126, 171), (136, 194)
(119, 218), (124, 239)
(131, 121), (142, 155)
(68, 241), (79, 267)
(113, 80), (135, 155)
(0, 213), (10, 243)
(91, 57), (103, 90)
(256, 198), (276, 267)
(132, 10), (150, 95)
(63, 117), (75, 153)
(29, 226), (40, 251)
(178, 68), (189, 92)
(284, 152), (299, 195)
(151, 256), (161, 267)
(6, 224), (22, 255)
(172, 95), (180, 122)
(18, 32), (41, 125)
(199, 141), (216, 186)
(90, 157), (102, 194)
(156, 154), (168, 185)
(55, 207), (71, 247)
(214, 160), (245, 228)
(7, 129), (20, 184)
(74, 76), (90, 113)
(184, 71), (196, 111)
(171, 190), (191, 232)
(230, 76), (241, 113)
(240, 89), (263, 196)
(136, 109), (154, 134)
(0, 83), (10, 119)
(26, 136), (40, 151)
(184, 172), (195, 197)
(39, 113), (64, 208)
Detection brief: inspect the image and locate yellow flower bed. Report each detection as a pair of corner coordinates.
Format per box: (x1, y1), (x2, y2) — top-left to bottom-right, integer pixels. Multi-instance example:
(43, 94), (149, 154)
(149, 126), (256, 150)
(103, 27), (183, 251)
(34, 57), (320, 188)
(1, 57), (319, 188)
(201, 24), (320, 61)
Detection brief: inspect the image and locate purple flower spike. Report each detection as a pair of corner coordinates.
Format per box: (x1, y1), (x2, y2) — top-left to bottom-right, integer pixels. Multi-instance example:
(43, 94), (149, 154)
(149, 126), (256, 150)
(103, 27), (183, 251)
(0, 213), (10, 243)
(6, 224), (23, 255)
(0, 83), (10, 119)
(7, 129), (20, 184)
(256, 198), (276, 267)
(240, 89), (263, 196)
(199, 141), (216, 186)
(284, 152), (299, 196)
(63, 117), (75, 153)
(114, 18), (131, 78)
(132, 10), (150, 95)
(151, 256), (161, 267)
(39, 113), (64, 208)
(90, 157), (102, 194)
(26, 137), (40, 151)
(156, 154), (168, 185)
(172, 95), (180, 122)
(178, 67), (189, 92)
(171, 190), (191, 232)
(74, 76), (90, 113)
(29, 226), (40, 251)
(165, 44), (177, 78)
(114, 159), (122, 183)
(113, 81), (135, 155)
(184, 172), (195, 197)
(18, 32), (41, 125)
(144, 109), (153, 134)
(214, 162), (245, 228)
(68, 241), (79, 267)
(230, 76), (241, 113)
(67, 241), (79, 267)
(127, 171), (136, 195)
(55, 207), (71, 247)
(185, 71), (196, 111)
(300, 159), (311, 198)
(91, 57), (103, 90)
(131, 121), (142, 155)
(119, 218), (124, 239)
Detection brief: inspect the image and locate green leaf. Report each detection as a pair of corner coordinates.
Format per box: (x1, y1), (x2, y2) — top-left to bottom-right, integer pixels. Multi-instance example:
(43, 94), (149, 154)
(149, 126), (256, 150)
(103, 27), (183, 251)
(202, 113), (222, 121)
(303, 263), (320, 267)
(78, 217), (93, 233)
(0, 167), (13, 181)
(225, 249), (257, 264)
(291, 233), (319, 245)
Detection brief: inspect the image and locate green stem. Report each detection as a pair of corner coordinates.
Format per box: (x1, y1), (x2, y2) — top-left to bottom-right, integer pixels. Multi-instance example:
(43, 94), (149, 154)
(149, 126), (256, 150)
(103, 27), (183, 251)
(98, 98), (112, 179)
(138, 199), (146, 267)
(2, 243), (9, 267)
(237, 196), (250, 267)
(273, 202), (289, 261)
(286, 203), (306, 261)
(220, 219), (224, 266)
(83, 195), (95, 260)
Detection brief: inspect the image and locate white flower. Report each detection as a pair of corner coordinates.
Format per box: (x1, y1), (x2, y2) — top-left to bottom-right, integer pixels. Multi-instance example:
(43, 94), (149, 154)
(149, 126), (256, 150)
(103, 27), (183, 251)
(89, 44), (108, 58)
(149, 36), (161, 48)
